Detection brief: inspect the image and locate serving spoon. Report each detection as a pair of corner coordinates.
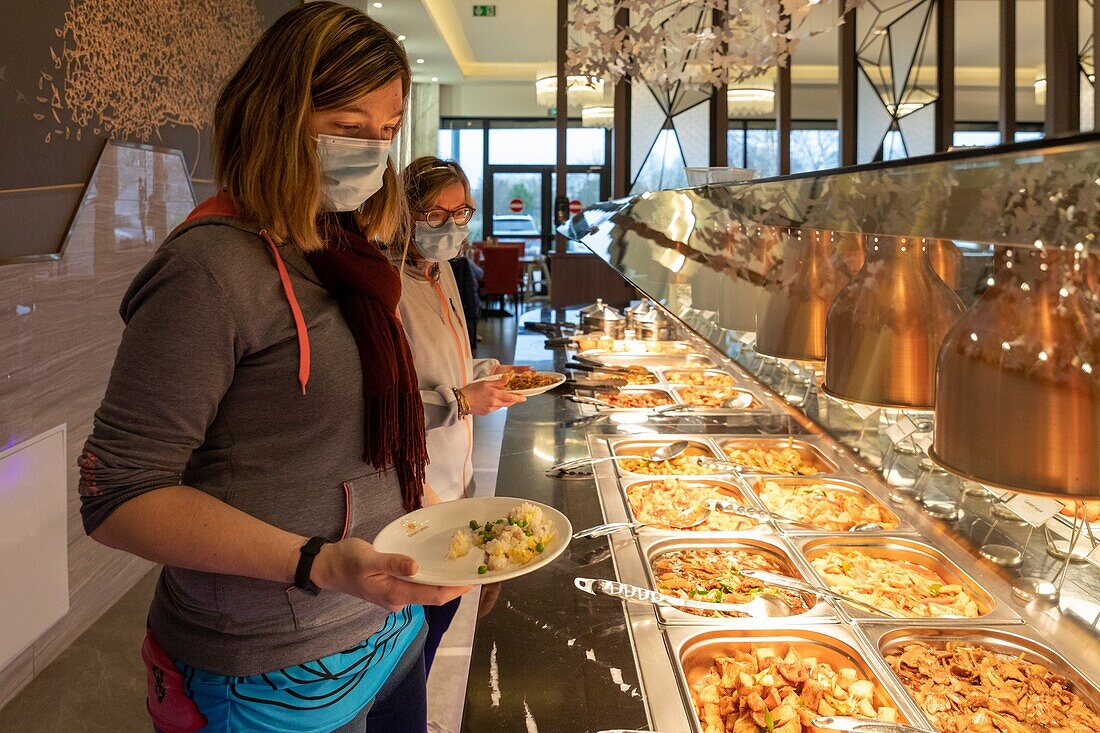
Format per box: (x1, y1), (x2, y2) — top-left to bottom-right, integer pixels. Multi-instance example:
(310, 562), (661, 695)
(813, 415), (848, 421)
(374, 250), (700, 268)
(739, 569), (897, 617)
(548, 439), (690, 474)
(574, 578), (792, 617)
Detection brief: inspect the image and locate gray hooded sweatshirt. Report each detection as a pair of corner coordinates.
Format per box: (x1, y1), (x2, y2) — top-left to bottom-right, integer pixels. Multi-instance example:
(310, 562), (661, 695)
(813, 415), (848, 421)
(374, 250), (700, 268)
(79, 212), (407, 675)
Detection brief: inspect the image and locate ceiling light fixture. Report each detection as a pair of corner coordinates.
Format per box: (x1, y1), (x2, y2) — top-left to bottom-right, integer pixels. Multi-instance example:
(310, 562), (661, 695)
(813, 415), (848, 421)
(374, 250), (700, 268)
(581, 105), (614, 128)
(372, 2), (382, 7)
(1034, 64), (1047, 105)
(727, 88), (774, 116)
(416, 58), (425, 64)
(431, 77), (439, 82)
(534, 75), (604, 108)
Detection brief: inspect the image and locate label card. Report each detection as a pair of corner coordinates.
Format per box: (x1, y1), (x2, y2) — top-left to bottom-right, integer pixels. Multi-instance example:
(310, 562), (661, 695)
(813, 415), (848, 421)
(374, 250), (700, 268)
(1005, 493), (1064, 527)
(884, 415), (919, 445)
(849, 403), (879, 420)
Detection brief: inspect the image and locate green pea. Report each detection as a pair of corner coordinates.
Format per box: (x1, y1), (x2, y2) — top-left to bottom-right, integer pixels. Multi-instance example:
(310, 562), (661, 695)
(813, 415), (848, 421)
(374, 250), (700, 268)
(478, 565), (488, 575)
(535, 542), (544, 552)
(469, 520), (479, 530)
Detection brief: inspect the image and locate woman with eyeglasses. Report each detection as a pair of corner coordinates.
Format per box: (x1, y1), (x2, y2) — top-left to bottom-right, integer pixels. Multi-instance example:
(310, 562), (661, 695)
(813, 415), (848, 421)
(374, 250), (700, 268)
(397, 156), (531, 671)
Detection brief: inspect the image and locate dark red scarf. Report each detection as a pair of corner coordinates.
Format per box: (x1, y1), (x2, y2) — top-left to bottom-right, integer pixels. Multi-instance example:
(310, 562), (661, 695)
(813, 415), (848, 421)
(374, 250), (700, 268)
(307, 226), (427, 512)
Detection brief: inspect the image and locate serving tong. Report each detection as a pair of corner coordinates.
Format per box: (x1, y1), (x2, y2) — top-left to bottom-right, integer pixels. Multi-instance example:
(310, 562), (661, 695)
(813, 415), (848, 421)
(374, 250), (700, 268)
(739, 568), (898, 617)
(812, 716), (929, 733)
(574, 577), (791, 617)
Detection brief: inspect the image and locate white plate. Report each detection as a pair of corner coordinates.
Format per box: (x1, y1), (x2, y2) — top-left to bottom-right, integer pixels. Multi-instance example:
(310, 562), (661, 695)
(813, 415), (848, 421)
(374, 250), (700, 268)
(504, 371), (567, 396)
(373, 497), (572, 586)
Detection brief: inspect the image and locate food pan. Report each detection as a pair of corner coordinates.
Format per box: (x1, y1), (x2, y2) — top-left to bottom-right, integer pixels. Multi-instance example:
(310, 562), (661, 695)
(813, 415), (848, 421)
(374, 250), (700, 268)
(672, 386), (763, 411)
(714, 436), (841, 476)
(581, 350), (717, 369)
(611, 438), (719, 474)
(667, 626), (925, 733)
(593, 387), (678, 411)
(747, 476), (910, 534)
(793, 535), (1019, 624)
(867, 625), (1100, 733)
(619, 476), (766, 532)
(660, 369), (739, 387)
(639, 533), (836, 625)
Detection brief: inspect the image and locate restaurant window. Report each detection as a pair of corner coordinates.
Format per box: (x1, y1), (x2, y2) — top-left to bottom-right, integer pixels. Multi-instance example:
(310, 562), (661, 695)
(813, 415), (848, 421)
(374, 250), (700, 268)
(790, 128), (840, 174)
(437, 127), (485, 241)
(487, 127), (606, 166)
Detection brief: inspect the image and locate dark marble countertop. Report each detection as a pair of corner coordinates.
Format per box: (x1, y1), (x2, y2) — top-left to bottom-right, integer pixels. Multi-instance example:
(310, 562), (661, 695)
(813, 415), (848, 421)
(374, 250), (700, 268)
(460, 314), (650, 733)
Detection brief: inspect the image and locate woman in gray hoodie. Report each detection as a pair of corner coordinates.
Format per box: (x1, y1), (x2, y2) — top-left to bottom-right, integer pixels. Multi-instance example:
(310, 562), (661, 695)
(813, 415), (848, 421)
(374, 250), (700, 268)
(77, 4), (467, 731)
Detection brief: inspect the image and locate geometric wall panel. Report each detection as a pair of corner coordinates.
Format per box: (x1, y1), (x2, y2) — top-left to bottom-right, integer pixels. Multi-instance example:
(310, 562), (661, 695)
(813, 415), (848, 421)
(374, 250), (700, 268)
(854, 0), (939, 163)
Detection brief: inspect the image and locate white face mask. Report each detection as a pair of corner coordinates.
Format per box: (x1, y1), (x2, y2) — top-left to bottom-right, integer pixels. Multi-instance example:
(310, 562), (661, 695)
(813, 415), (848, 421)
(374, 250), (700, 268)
(314, 134), (392, 212)
(413, 219), (468, 262)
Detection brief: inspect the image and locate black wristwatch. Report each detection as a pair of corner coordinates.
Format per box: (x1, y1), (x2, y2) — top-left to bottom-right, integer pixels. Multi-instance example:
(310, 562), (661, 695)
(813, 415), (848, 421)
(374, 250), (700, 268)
(294, 536), (332, 596)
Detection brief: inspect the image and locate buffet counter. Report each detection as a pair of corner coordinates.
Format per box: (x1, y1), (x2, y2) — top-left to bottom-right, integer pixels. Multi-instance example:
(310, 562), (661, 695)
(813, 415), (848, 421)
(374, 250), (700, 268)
(460, 307), (1100, 733)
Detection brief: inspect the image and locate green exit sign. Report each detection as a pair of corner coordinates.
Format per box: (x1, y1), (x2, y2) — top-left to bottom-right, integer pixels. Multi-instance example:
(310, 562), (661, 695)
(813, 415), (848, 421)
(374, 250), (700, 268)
(472, 4), (496, 17)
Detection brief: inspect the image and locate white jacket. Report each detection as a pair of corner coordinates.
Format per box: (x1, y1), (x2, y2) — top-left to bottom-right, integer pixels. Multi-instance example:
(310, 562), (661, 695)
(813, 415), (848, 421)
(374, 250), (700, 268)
(399, 260), (498, 502)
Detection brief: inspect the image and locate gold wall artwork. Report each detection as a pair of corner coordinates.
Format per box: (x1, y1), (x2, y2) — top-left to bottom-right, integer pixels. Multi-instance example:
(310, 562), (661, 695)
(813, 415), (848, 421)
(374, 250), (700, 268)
(1, 0), (295, 262)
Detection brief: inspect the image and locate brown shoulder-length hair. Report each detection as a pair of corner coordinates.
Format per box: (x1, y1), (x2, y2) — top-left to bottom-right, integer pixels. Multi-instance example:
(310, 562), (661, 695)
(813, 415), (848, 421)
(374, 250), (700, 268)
(213, 2), (411, 252)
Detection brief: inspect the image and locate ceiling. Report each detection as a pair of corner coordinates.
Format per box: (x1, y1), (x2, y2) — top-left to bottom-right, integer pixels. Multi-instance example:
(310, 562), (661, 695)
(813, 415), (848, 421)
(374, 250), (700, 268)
(363, 0), (1069, 88)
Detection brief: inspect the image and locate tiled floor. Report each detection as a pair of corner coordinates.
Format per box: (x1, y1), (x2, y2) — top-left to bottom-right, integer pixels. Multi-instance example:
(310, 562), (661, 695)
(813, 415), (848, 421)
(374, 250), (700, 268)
(0, 312), (520, 732)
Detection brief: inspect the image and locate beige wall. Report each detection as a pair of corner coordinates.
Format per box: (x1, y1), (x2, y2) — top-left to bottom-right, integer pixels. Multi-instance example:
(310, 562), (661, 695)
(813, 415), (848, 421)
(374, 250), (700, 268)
(0, 141), (193, 707)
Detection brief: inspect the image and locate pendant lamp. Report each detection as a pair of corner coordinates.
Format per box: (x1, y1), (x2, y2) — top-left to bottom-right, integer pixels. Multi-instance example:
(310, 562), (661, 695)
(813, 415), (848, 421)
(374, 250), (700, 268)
(932, 246), (1100, 498)
(823, 236), (965, 408)
(755, 229), (857, 362)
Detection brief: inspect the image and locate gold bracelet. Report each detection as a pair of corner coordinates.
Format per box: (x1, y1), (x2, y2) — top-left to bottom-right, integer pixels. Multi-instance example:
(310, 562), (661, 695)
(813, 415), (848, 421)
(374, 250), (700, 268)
(453, 388), (471, 419)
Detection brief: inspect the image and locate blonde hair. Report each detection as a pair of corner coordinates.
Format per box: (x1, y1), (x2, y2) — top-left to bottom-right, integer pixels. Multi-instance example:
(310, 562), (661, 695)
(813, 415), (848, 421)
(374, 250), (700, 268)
(404, 157), (474, 212)
(213, 2), (411, 252)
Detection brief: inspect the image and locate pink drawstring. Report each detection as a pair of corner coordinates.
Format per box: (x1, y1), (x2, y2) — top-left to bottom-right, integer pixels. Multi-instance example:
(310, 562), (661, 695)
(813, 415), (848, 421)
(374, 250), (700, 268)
(260, 229), (311, 395)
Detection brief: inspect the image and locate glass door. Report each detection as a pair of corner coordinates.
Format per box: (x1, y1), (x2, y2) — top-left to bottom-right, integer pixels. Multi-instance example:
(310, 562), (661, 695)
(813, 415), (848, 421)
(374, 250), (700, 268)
(489, 171), (544, 258)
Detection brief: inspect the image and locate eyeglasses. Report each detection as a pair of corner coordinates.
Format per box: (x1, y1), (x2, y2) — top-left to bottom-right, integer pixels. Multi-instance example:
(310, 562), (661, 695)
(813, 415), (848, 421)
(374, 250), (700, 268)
(420, 206), (476, 228)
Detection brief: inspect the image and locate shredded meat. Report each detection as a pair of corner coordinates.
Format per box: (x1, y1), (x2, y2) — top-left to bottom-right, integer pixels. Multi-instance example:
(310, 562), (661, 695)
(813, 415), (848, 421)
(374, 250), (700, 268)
(884, 643), (1100, 733)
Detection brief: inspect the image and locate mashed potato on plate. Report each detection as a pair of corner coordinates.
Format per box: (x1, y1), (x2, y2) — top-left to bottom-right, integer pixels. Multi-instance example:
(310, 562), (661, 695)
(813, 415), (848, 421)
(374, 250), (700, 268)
(447, 501), (556, 573)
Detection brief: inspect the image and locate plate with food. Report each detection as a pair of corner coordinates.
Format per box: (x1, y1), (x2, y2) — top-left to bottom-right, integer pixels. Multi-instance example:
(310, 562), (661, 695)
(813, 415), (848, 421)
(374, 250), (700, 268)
(500, 370), (566, 396)
(373, 496), (571, 586)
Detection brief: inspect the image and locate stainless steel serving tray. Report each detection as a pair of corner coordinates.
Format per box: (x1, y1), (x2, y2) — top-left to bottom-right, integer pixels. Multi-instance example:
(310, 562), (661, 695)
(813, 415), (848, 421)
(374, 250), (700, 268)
(745, 475), (915, 535)
(791, 534), (1021, 625)
(617, 475), (768, 534)
(592, 386), (679, 410)
(670, 385), (762, 411)
(659, 368), (740, 387)
(715, 436), (843, 476)
(665, 625), (931, 733)
(863, 624), (1100, 733)
(581, 350), (717, 369)
(638, 531), (837, 626)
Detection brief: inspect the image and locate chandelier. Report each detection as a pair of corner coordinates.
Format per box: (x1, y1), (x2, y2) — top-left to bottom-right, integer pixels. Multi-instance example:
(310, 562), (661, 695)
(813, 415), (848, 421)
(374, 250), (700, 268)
(581, 105), (615, 127)
(534, 75), (605, 108)
(727, 74), (775, 116)
(568, 0), (862, 93)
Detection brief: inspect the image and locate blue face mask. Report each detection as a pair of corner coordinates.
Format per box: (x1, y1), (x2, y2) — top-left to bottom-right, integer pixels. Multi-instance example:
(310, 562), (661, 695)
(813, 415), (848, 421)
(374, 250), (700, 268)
(314, 134), (392, 212)
(413, 220), (468, 261)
